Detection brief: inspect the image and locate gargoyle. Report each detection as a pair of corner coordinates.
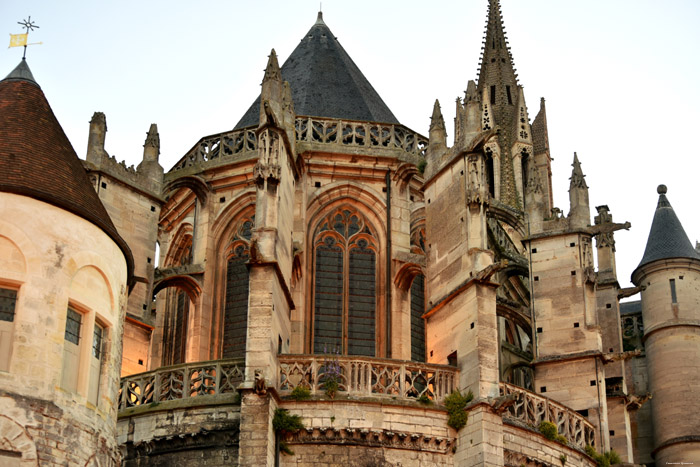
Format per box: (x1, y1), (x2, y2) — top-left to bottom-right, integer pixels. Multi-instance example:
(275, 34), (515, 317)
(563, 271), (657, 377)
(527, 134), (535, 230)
(254, 370), (267, 396)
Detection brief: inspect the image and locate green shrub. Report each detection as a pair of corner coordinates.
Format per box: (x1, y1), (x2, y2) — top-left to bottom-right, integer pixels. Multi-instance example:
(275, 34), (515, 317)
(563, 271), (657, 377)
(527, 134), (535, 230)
(444, 389), (473, 431)
(417, 159), (427, 174)
(585, 445), (621, 467)
(538, 421), (567, 444)
(417, 393), (432, 405)
(273, 409), (304, 456)
(289, 385), (311, 400)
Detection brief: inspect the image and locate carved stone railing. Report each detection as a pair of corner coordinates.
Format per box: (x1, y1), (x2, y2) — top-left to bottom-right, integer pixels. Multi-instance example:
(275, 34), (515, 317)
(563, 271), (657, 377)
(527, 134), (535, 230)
(278, 355), (457, 403)
(118, 358), (244, 412)
(169, 118), (428, 173)
(294, 117), (428, 157)
(499, 382), (596, 449)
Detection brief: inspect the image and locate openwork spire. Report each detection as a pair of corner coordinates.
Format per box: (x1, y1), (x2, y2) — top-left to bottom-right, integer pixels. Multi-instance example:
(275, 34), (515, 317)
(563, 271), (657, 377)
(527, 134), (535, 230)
(476, 0), (518, 94)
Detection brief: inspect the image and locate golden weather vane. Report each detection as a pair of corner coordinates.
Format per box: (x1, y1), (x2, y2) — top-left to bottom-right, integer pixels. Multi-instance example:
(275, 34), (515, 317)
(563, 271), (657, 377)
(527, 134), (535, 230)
(9, 16), (42, 59)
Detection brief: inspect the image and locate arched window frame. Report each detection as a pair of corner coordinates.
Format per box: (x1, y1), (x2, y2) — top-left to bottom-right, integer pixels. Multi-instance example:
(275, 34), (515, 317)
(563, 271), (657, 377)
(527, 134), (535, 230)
(309, 205), (384, 357)
(219, 213), (255, 359)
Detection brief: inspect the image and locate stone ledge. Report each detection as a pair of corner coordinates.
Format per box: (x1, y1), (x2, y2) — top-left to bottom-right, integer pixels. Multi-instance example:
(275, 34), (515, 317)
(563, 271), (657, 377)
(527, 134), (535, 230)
(284, 426), (454, 454)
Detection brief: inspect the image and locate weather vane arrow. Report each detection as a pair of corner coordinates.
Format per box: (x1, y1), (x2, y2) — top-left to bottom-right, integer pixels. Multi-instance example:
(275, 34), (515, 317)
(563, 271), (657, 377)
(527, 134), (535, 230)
(8, 16), (42, 59)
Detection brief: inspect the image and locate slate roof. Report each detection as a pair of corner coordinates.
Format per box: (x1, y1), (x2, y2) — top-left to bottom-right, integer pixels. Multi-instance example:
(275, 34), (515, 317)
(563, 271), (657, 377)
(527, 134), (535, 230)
(619, 300), (641, 316)
(633, 185), (700, 276)
(0, 59), (134, 286)
(234, 12), (399, 129)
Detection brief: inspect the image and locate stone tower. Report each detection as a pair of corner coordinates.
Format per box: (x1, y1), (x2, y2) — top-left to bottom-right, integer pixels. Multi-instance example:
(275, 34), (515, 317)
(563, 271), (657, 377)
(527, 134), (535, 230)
(631, 185), (700, 464)
(84, 108), (164, 376)
(0, 59), (133, 465)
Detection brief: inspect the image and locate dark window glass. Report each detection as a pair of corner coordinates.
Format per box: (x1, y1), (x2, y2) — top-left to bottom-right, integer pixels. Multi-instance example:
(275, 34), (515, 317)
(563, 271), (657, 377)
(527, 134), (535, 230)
(223, 245), (250, 358)
(92, 324), (103, 359)
(65, 308), (82, 345)
(410, 275), (426, 362)
(0, 288), (17, 322)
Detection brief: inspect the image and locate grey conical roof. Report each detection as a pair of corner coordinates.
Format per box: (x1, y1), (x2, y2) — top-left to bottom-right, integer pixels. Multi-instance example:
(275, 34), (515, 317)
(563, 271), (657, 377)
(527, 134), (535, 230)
(234, 12), (399, 129)
(634, 185), (700, 276)
(3, 58), (38, 86)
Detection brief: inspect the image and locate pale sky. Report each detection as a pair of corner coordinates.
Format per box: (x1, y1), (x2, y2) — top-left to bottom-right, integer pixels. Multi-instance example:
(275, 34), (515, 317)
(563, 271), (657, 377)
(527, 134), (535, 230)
(2, 0), (699, 293)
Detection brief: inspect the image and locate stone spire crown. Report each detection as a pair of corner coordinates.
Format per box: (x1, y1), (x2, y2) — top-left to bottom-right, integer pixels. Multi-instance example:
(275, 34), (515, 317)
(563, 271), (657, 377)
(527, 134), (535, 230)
(430, 99), (446, 132)
(477, 0), (519, 97)
(263, 49), (282, 83)
(569, 152), (587, 190)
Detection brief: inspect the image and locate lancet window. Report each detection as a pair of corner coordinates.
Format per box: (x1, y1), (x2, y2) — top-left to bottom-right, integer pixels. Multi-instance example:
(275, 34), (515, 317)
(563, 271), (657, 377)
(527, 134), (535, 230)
(410, 274), (426, 362)
(222, 215), (254, 359)
(313, 207), (378, 357)
(162, 240), (192, 366)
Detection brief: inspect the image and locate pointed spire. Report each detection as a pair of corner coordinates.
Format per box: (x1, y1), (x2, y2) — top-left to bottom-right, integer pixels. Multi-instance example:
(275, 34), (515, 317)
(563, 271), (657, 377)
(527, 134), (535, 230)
(477, 0), (518, 94)
(143, 123), (160, 161)
(532, 97), (549, 154)
(568, 152), (590, 228)
(3, 59), (38, 87)
(635, 185), (700, 274)
(429, 99), (447, 152)
(263, 49), (282, 83)
(316, 11), (325, 25)
(569, 152), (588, 190)
(430, 99), (446, 132)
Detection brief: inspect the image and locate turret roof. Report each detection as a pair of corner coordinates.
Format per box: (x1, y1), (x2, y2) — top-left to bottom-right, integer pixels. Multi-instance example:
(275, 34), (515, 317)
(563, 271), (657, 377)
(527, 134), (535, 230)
(234, 12), (399, 129)
(0, 59), (134, 286)
(634, 185), (700, 274)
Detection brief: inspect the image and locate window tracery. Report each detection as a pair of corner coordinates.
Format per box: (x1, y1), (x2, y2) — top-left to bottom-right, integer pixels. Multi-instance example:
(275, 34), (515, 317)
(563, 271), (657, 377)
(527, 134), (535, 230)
(312, 207), (378, 356)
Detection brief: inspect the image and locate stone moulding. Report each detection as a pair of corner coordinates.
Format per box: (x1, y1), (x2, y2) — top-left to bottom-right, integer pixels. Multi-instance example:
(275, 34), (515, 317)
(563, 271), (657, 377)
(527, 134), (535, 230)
(284, 426), (454, 454)
(122, 428), (240, 461)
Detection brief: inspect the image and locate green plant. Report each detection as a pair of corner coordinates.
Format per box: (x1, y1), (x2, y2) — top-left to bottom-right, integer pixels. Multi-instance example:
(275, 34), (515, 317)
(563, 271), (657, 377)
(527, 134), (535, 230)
(585, 445), (621, 467)
(538, 421), (567, 444)
(273, 409), (304, 456)
(289, 385), (311, 400)
(321, 345), (341, 398)
(560, 453), (567, 465)
(417, 159), (427, 174)
(444, 389), (473, 431)
(417, 393), (433, 405)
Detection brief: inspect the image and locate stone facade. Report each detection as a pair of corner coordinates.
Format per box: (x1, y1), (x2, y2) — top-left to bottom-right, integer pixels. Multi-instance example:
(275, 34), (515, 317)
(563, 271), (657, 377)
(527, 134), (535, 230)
(3, 1), (700, 467)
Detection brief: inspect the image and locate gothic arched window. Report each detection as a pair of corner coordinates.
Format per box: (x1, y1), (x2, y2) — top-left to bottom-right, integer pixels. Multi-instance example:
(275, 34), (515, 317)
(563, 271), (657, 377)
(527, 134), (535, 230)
(313, 207), (378, 357)
(222, 216), (254, 359)
(410, 274), (426, 362)
(162, 239), (192, 366)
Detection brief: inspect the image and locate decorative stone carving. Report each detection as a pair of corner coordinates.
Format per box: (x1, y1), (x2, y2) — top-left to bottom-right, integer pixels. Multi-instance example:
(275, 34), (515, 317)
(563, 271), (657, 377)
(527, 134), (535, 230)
(284, 426), (454, 454)
(254, 370), (267, 396)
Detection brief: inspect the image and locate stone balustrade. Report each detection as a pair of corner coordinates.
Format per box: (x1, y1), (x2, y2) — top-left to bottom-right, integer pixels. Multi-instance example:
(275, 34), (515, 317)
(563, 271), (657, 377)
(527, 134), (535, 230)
(278, 354), (457, 403)
(118, 358), (244, 411)
(499, 382), (597, 449)
(169, 118), (427, 173)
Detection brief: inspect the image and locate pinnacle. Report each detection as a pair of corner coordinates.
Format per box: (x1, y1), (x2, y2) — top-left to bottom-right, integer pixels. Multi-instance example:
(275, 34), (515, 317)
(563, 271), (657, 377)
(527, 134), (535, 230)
(430, 99), (445, 129)
(263, 49), (282, 82)
(569, 152), (588, 190)
(3, 58), (38, 87)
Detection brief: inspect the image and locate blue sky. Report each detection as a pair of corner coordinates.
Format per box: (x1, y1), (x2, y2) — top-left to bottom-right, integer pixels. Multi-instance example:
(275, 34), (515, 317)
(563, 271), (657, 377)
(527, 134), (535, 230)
(2, 0), (699, 290)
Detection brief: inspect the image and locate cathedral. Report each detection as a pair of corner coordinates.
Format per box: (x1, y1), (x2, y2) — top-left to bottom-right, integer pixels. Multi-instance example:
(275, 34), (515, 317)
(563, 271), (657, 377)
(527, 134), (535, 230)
(0, 1), (699, 466)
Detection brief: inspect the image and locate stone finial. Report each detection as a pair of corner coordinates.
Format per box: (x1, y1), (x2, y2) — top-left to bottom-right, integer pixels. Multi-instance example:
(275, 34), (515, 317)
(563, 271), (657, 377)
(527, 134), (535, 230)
(143, 123), (160, 161)
(657, 184), (667, 195)
(569, 152), (588, 190)
(465, 80), (478, 103)
(263, 49), (282, 83)
(428, 99), (447, 155)
(86, 111), (108, 165)
(568, 152), (590, 228)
